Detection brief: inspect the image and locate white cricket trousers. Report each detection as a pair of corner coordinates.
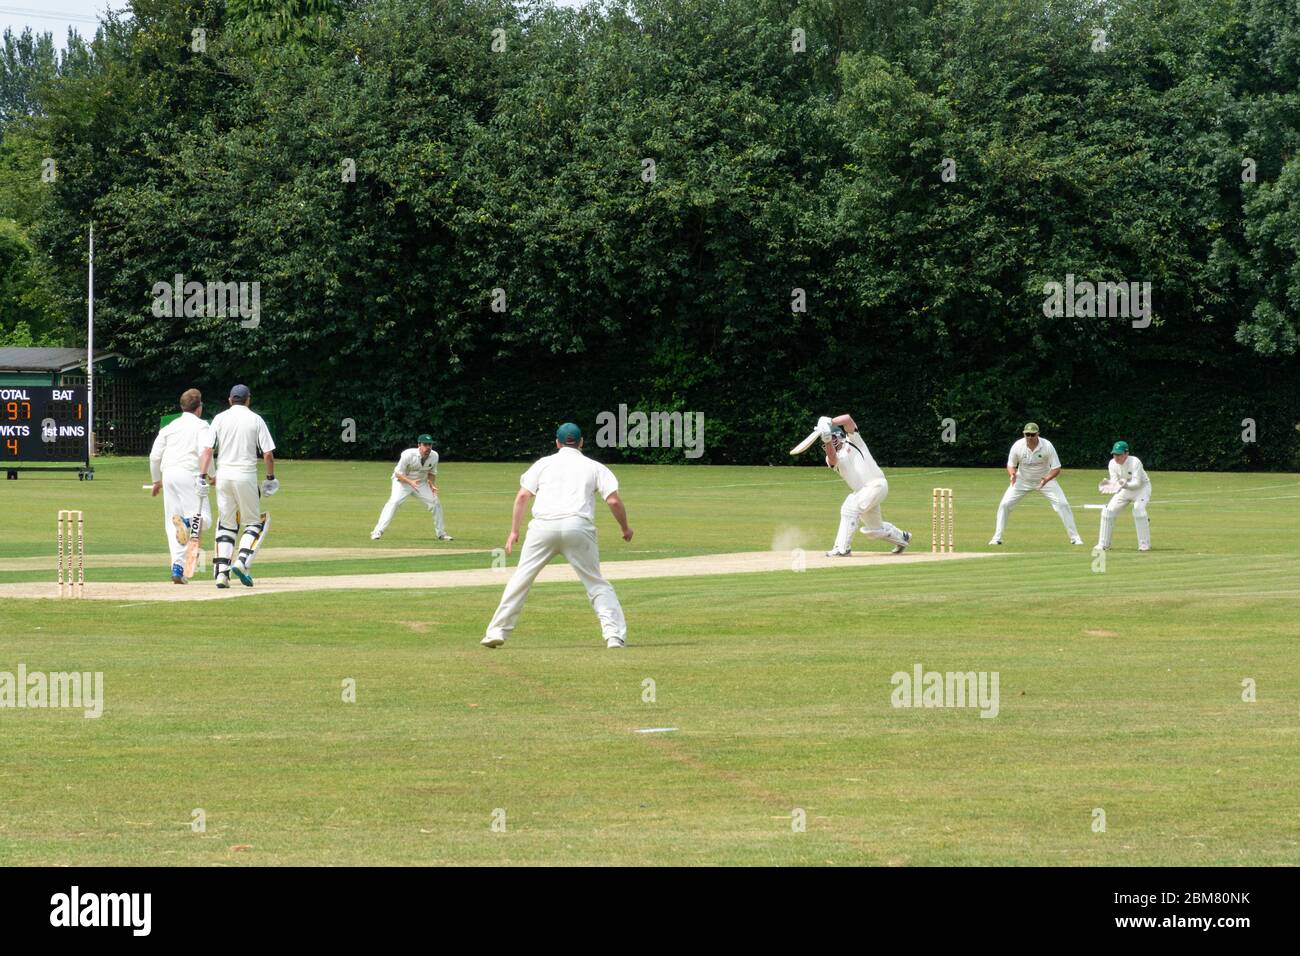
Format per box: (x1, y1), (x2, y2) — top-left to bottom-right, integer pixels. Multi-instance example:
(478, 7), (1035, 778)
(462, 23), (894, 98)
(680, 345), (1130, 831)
(1098, 484), (1152, 549)
(215, 474), (264, 577)
(835, 478), (907, 552)
(485, 517), (626, 644)
(993, 478), (1080, 540)
(161, 468), (211, 565)
(372, 480), (446, 536)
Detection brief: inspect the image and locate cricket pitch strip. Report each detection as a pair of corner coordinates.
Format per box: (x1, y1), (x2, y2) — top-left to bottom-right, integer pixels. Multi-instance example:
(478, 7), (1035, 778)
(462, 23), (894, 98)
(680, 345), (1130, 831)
(0, 550), (1005, 602)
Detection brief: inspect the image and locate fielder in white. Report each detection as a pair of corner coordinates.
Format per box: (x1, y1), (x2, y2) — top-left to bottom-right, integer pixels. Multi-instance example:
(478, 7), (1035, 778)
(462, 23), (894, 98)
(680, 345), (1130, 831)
(482, 422), (632, 650)
(370, 434), (452, 540)
(148, 388), (212, 583)
(990, 422), (1084, 545)
(197, 384), (278, 589)
(819, 413), (911, 556)
(1095, 440), (1152, 551)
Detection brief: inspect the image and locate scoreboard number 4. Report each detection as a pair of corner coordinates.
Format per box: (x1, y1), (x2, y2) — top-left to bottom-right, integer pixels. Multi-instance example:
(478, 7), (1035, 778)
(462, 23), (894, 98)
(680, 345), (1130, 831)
(0, 386), (90, 469)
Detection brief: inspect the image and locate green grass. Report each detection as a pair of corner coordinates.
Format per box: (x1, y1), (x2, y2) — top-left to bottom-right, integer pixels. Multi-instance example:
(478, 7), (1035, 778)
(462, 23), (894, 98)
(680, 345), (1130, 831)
(1, 456), (1297, 864)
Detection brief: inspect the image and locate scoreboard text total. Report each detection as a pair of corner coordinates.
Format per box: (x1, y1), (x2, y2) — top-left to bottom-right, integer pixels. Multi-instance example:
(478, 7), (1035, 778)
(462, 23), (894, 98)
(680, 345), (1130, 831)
(0, 387), (89, 462)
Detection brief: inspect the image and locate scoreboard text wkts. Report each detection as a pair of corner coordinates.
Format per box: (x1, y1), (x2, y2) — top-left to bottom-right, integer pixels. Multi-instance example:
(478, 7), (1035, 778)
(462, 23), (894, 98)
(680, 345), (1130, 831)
(1, 386), (94, 479)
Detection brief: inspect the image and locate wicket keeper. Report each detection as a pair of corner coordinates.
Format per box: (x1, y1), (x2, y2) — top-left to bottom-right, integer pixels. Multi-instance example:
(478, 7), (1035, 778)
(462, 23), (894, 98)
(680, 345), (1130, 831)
(1095, 440), (1152, 551)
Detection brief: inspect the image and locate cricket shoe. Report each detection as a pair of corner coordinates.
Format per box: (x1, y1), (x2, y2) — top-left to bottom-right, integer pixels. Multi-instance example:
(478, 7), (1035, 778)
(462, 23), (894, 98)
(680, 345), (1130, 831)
(1070, 536), (1085, 546)
(216, 572), (231, 589)
(825, 547), (852, 557)
(437, 533), (455, 541)
(480, 635), (505, 649)
(988, 536), (1002, 546)
(171, 563), (186, 584)
(370, 531), (382, 540)
(1138, 544), (1150, 552)
(172, 515), (188, 546)
(231, 560), (254, 587)
(606, 637), (626, 649)
(891, 531), (912, 554)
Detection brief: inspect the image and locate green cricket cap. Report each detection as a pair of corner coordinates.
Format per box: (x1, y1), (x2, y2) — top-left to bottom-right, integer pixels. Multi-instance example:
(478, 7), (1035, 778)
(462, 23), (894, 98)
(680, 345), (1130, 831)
(1111, 440), (1129, 454)
(417, 433), (433, 444)
(556, 422), (582, 445)
(1022, 422), (1040, 434)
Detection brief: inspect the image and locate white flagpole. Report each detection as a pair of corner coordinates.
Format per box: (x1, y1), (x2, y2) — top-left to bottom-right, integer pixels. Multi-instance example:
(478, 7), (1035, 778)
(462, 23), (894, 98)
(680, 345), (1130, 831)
(87, 222), (94, 465)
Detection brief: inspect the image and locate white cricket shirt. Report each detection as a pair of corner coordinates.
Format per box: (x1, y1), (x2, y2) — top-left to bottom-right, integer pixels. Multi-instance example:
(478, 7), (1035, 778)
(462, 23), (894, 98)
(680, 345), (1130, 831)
(1108, 455), (1150, 490)
(394, 447), (439, 480)
(520, 446), (619, 522)
(149, 411), (212, 480)
(831, 432), (886, 492)
(205, 404), (276, 477)
(1008, 437), (1061, 482)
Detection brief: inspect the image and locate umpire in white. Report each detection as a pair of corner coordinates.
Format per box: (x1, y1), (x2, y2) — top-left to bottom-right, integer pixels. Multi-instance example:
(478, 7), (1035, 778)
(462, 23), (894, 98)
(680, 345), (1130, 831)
(482, 422), (633, 649)
(198, 384), (278, 588)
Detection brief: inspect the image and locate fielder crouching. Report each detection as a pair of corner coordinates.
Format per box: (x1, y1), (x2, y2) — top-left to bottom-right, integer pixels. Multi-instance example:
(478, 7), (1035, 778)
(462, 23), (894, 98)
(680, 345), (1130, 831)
(482, 422), (632, 649)
(370, 433), (452, 541)
(198, 384), (279, 589)
(989, 422), (1084, 546)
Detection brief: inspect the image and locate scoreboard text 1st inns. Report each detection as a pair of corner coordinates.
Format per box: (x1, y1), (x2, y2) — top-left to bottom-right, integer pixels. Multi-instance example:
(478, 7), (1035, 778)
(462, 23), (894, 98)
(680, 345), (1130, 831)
(0, 387), (89, 462)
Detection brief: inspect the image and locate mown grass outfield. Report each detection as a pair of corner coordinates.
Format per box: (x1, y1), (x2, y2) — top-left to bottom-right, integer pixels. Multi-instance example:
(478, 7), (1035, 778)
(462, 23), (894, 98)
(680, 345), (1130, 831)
(0, 456), (1297, 865)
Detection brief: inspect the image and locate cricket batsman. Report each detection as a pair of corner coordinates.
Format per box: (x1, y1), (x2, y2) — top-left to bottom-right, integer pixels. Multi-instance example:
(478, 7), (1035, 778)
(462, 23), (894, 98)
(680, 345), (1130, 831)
(147, 388), (212, 583)
(1095, 440), (1152, 551)
(198, 384), (278, 588)
(989, 423), (1084, 545)
(819, 413), (911, 556)
(370, 434), (452, 541)
(482, 423), (632, 649)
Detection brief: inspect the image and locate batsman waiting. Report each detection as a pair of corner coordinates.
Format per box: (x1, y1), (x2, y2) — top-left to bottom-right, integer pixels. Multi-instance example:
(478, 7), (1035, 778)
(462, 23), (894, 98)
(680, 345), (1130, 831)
(989, 423), (1084, 545)
(1095, 440), (1152, 551)
(819, 413), (911, 556)
(370, 434), (452, 541)
(147, 388), (212, 583)
(482, 422), (632, 649)
(198, 384), (278, 588)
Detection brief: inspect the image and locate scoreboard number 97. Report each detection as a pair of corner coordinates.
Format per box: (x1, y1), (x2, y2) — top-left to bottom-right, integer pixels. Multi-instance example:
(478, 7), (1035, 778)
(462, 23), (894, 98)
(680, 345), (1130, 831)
(0, 387), (89, 465)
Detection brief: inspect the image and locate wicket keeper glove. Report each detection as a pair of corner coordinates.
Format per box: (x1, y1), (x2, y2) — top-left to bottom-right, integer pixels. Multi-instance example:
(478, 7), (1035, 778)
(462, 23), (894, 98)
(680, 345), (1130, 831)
(261, 477), (280, 496)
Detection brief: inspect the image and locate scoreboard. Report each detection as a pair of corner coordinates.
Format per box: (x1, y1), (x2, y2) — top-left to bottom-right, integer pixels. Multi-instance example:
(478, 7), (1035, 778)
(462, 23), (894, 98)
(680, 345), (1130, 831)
(0, 386), (91, 472)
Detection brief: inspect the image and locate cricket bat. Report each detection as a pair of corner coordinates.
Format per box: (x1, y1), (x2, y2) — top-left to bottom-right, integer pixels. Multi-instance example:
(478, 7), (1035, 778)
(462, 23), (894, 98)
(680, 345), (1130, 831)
(181, 513), (203, 580)
(789, 429), (823, 456)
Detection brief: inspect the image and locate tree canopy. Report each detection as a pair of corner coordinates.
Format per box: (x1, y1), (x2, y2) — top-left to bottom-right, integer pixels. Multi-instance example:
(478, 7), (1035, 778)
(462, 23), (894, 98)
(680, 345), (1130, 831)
(2, 0), (1297, 468)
